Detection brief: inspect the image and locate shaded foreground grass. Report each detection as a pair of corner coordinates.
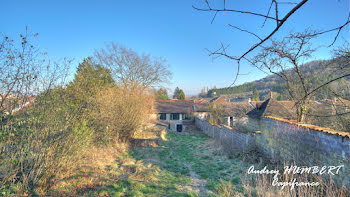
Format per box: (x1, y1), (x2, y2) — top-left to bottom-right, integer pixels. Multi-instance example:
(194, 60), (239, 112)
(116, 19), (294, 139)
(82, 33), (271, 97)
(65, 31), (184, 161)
(131, 127), (250, 196)
(45, 126), (249, 196)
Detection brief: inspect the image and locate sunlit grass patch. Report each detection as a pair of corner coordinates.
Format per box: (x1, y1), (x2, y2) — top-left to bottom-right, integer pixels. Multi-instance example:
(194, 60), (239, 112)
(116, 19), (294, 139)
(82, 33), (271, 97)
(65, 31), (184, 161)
(132, 129), (251, 195)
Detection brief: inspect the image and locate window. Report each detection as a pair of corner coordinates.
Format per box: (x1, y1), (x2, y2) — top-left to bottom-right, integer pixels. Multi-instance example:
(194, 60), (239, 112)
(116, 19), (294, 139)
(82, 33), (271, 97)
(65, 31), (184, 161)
(159, 113), (166, 120)
(182, 113), (191, 120)
(171, 113), (180, 120)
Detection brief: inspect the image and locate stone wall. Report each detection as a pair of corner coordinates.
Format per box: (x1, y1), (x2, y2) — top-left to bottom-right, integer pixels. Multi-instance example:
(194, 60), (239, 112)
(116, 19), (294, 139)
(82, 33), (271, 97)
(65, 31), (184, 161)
(194, 118), (255, 154)
(194, 116), (350, 186)
(248, 116), (350, 186)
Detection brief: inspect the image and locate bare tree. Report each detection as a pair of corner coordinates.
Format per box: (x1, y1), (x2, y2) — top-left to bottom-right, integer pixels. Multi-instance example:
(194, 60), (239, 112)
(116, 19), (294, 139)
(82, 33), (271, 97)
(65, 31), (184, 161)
(0, 29), (72, 118)
(194, 1), (350, 127)
(251, 30), (317, 122)
(193, 0), (350, 85)
(0, 27), (45, 121)
(94, 42), (172, 90)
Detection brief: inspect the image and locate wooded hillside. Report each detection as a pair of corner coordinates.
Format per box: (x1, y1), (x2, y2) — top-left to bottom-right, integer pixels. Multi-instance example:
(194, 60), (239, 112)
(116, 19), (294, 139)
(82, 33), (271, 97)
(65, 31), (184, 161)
(206, 60), (350, 101)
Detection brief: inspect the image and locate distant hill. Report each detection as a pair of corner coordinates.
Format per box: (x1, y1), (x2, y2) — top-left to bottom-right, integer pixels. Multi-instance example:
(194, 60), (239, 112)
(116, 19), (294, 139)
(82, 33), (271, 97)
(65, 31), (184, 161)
(205, 60), (350, 101)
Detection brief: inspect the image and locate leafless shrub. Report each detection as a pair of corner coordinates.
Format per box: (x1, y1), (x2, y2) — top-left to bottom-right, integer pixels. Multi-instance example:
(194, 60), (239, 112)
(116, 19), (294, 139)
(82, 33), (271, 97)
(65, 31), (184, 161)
(91, 86), (153, 143)
(0, 30), (89, 194)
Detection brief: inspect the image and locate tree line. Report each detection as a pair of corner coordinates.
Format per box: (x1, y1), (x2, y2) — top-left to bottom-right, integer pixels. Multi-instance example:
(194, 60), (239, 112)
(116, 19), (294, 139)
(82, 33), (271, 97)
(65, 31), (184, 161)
(154, 87), (186, 100)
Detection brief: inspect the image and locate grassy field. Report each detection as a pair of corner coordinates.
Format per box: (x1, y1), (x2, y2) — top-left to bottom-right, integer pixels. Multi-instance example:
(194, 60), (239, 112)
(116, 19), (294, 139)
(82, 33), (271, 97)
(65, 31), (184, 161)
(132, 126), (250, 196)
(46, 126), (249, 196)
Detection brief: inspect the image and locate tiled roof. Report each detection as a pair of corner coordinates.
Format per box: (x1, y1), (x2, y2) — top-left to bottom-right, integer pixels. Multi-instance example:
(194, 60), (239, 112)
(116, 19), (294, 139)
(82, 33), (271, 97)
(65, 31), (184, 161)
(194, 99), (209, 104)
(209, 97), (228, 104)
(221, 102), (255, 117)
(247, 99), (295, 120)
(193, 103), (209, 112)
(1, 95), (36, 115)
(155, 99), (195, 113)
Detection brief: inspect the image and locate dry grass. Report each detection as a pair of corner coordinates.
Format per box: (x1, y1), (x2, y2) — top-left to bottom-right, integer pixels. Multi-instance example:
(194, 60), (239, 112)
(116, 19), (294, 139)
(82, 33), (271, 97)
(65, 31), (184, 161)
(91, 86), (154, 143)
(47, 126), (191, 196)
(214, 179), (244, 197)
(132, 125), (164, 140)
(48, 142), (163, 196)
(206, 165), (349, 197)
(48, 143), (128, 196)
(241, 167), (349, 197)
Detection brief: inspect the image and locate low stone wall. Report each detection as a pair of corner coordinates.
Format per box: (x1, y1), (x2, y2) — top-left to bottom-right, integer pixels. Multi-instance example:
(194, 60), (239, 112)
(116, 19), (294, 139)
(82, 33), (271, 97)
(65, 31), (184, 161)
(194, 118), (255, 154)
(248, 117), (349, 164)
(195, 117), (350, 186)
(249, 116), (350, 186)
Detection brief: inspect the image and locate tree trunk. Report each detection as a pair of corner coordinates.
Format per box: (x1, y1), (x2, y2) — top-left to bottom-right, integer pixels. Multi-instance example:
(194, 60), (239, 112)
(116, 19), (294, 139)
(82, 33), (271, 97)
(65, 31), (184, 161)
(296, 104), (307, 123)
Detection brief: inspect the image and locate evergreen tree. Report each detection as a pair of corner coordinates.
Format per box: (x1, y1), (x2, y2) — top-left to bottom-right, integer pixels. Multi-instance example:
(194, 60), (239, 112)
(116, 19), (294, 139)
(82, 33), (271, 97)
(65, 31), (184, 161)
(69, 58), (114, 100)
(173, 87), (186, 99)
(178, 89), (186, 99)
(155, 88), (169, 100)
(252, 88), (260, 101)
(173, 87), (180, 99)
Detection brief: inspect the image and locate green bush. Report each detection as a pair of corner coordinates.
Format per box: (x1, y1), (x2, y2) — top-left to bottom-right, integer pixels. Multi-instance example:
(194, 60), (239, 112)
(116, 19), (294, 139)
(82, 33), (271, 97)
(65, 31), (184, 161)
(72, 120), (93, 149)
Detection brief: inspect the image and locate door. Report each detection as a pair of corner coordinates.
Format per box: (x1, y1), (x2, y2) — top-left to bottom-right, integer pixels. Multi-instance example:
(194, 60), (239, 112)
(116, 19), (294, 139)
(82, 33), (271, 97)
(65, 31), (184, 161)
(176, 124), (183, 132)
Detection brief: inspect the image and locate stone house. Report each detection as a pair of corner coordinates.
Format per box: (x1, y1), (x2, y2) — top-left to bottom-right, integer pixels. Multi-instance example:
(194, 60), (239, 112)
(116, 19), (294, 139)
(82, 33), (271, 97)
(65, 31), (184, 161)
(153, 99), (194, 132)
(153, 99), (210, 132)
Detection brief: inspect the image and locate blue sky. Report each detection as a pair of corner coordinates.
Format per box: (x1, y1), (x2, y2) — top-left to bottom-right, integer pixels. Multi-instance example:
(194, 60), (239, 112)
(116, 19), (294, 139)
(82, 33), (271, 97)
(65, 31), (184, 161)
(1, 0), (349, 96)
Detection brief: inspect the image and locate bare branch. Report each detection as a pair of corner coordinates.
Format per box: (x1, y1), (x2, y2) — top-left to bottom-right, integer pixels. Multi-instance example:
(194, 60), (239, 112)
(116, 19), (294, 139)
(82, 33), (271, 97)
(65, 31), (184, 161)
(278, 2), (298, 5)
(238, 0), (309, 61)
(262, 1), (274, 27)
(273, 0), (279, 26)
(228, 24), (263, 41)
(195, 0), (310, 88)
(211, 11), (219, 24)
(192, 5), (279, 21)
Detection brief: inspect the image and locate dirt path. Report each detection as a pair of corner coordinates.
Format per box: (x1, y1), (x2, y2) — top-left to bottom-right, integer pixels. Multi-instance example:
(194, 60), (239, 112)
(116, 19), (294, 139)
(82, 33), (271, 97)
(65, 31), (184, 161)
(184, 162), (209, 197)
